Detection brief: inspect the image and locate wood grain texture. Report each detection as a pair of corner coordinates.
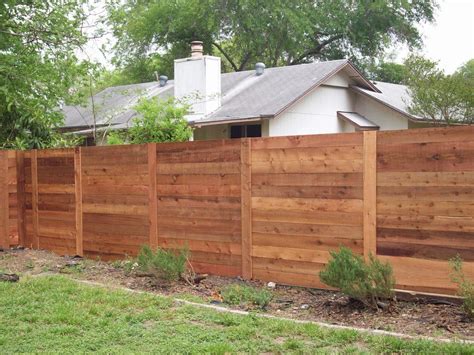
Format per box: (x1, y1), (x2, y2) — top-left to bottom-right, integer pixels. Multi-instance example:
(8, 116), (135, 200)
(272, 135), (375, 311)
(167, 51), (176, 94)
(156, 139), (242, 273)
(5, 126), (473, 296)
(30, 150), (39, 249)
(241, 138), (252, 279)
(148, 143), (158, 249)
(363, 131), (377, 259)
(74, 147), (83, 256)
(16, 151), (26, 246)
(377, 126), (474, 293)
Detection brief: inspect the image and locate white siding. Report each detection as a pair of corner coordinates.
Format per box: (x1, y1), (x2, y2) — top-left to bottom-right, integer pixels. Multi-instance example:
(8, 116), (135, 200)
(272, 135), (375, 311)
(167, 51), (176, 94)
(354, 93), (408, 130)
(269, 85), (355, 136)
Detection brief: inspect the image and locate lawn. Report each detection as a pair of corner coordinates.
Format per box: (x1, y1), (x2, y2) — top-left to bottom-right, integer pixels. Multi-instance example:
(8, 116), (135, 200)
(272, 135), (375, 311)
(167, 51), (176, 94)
(0, 276), (471, 354)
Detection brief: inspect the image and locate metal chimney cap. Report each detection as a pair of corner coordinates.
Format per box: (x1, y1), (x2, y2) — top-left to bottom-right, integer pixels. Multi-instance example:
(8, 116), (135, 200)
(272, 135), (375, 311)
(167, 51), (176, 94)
(159, 75), (168, 87)
(255, 62), (265, 75)
(190, 41), (204, 58)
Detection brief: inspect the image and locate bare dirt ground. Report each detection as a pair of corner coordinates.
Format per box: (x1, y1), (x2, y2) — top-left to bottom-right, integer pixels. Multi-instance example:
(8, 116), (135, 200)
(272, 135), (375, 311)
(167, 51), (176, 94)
(1, 248), (472, 341)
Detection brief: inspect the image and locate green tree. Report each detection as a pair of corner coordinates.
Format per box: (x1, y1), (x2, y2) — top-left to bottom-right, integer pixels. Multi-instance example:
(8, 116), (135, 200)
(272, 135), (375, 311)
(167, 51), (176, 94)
(107, 98), (192, 145)
(405, 56), (473, 124)
(0, 0), (90, 149)
(368, 62), (407, 84)
(107, 0), (436, 81)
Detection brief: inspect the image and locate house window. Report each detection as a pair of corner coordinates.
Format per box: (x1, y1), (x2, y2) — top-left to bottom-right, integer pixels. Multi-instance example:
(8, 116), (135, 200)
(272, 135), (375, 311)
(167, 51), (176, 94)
(230, 124), (262, 138)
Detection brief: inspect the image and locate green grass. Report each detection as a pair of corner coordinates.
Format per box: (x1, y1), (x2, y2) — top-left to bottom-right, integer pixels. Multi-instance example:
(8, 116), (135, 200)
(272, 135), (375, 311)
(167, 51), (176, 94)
(221, 284), (273, 309)
(0, 276), (471, 354)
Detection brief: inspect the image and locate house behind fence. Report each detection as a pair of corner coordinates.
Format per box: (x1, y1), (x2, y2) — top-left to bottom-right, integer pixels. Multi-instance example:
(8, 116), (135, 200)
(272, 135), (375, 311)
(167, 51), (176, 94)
(1, 126), (473, 296)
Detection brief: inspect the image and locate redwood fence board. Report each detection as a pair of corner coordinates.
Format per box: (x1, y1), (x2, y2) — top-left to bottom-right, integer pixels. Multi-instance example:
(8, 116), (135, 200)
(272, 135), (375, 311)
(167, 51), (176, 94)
(1, 125), (473, 295)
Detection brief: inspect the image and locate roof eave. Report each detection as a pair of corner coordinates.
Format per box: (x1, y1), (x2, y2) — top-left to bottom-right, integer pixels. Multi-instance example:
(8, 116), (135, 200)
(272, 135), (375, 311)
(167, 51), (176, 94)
(349, 85), (427, 123)
(190, 115), (271, 127)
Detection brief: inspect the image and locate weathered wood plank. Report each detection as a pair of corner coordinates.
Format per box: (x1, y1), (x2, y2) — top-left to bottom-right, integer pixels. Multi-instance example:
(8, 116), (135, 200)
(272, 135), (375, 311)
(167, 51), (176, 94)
(252, 159), (363, 174)
(252, 197), (363, 213)
(252, 221), (363, 239)
(252, 185), (363, 199)
(252, 172), (363, 187)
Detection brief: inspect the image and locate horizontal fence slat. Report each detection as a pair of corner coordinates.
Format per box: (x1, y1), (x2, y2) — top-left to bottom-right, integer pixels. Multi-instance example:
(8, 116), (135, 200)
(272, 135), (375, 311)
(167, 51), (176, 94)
(4, 126), (472, 296)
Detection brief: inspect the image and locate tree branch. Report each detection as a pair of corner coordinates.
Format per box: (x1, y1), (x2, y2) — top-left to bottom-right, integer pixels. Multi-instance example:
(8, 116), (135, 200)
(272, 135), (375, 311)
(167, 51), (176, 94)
(290, 34), (343, 65)
(212, 42), (239, 72)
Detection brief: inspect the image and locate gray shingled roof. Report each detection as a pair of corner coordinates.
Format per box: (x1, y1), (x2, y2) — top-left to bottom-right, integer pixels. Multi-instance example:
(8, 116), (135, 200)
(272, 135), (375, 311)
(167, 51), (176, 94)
(61, 59), (411, 130)
(62, 82), (174, 129)
(351, 81), (423, 121)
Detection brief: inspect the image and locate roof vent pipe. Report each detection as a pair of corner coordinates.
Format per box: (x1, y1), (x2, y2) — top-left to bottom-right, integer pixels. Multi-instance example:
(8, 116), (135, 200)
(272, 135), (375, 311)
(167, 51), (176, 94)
(255, 62), (265, 76)
(190, 41), (204, 58)
(159, 75), (168, 87)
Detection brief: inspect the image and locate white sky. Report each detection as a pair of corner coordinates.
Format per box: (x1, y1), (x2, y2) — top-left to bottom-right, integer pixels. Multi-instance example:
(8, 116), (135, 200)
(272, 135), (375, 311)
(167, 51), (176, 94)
(80, 0), (474, 74)
(393, 0), (474, 73)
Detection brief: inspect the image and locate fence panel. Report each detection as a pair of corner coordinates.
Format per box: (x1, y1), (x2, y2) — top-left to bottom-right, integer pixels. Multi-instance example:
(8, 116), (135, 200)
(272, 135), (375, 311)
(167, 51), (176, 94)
(155, 140), (242, 276)
(376, 126), (474, 294)
(29, 149), (77, 255)
(4, 126), (474, 296)
(7, 151), (18, 247)
(250, 133), (365, 288)
(81, 144), (149, 260)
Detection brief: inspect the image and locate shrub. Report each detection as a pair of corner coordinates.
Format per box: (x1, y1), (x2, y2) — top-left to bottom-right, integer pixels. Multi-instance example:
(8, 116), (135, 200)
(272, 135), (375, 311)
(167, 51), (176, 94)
(319, 247), (395, 309)
(221, 284), (273, 309)
(136, 245), (189, 283)
(106, 131), (126, 145)
(449, 255), (474, 319)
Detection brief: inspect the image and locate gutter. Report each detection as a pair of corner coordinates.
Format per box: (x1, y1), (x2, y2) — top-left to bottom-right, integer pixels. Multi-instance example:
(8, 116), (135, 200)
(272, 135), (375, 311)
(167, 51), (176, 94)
(190, 115), (272, 128)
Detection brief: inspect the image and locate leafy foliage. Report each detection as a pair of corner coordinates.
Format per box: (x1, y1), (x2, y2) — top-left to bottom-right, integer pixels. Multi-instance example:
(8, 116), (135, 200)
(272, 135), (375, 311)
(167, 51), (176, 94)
(449, 255), (474, 320)
(107, 0), (436, 80)
(221, 284), (273, 309)
(319, 247), (395, 309)
(136, 245), (189, 283)
(107, 98), (192, 145)
(368, 61), (407, 84)
(405, 56), (473, 124)
(0, 0), (91, 149)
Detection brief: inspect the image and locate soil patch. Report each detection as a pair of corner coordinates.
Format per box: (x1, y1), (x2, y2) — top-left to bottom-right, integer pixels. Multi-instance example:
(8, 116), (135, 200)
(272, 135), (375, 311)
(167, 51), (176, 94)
(1, 248), (472, 341)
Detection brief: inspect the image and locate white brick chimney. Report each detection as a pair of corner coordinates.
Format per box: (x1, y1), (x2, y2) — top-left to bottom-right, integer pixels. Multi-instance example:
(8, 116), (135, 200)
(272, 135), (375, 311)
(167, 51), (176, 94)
(174, 41), (221, 122)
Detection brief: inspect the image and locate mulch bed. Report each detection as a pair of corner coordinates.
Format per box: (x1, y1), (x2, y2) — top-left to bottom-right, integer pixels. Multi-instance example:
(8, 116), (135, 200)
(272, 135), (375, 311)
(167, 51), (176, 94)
(1, 248), (472, 341)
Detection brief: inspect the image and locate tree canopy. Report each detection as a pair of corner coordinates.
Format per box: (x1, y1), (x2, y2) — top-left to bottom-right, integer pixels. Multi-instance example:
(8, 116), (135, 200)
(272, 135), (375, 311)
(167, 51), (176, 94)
(367, 61), (407, 84)
(107, 98), (192, 145)
(0, 0), (90, 149)
(107, 0), (437, 81)
(405, 56), (473, 124)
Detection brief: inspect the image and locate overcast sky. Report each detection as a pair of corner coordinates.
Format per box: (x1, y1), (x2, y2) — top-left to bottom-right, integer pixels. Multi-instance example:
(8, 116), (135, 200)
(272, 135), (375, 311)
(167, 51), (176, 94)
(82, 0), (474, 74)
(393, 0), (474, 73)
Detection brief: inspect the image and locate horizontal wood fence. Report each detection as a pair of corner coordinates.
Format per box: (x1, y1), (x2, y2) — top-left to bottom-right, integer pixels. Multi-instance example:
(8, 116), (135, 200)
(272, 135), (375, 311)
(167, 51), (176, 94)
(0, 126), (473, 295)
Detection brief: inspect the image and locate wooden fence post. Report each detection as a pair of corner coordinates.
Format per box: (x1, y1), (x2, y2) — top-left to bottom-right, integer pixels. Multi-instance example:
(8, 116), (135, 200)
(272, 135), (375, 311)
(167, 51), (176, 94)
(31, 149), (39, 249)
(0, 151), (9, 249)
(148, 143), (158, 249)
(74, 147), (83, 256)
(241, 138), (252, 279)
(16, 151), (26, 246)
(363, 131), (377, 260)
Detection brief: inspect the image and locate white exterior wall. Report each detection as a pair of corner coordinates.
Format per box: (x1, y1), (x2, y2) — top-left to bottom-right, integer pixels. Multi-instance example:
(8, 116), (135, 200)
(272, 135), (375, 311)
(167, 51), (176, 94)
(174, 56), (221, 122)
(354, 93), (408, 130)
(269, 85), (355, 136)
